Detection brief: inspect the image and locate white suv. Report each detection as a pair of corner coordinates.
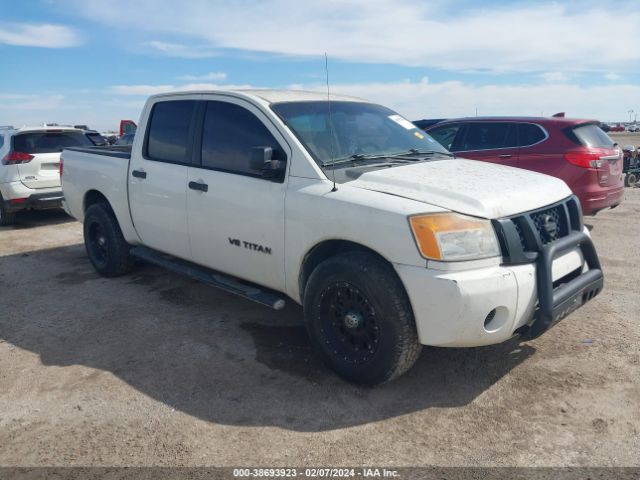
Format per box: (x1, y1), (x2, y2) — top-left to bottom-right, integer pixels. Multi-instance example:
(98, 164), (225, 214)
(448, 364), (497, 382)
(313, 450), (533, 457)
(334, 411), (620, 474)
(0, 125), (92, 225)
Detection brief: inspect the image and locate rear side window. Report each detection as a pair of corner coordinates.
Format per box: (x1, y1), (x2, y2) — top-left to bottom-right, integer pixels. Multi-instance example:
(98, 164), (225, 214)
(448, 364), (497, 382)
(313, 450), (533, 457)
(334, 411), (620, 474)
(0, 135), (4, 149)
(571, 124), (615, 148)
(13, 131), (92, 153)
(518, 124), (546, 147)
(200, 101), (282, 176)
(461, 122), (517, 150)
(146, 100), (196, 164)
(428, 124), (462, 151)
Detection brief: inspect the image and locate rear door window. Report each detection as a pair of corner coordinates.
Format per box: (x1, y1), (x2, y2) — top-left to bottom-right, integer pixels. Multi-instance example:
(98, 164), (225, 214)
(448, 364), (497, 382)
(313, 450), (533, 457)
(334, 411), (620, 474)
(460, 122), (516, 151)
(200, 101), (283, 177)
(428, 124), (462, 151)
(13, 131), (92, 153)
(572, 124), (615, 148)
(146, 100), (197, 164)
(518, 124), (546, 147)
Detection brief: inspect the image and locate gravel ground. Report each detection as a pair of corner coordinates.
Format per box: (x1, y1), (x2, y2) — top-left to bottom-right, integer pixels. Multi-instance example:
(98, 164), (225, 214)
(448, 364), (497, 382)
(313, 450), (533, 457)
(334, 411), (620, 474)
(0, 189), (638, 467)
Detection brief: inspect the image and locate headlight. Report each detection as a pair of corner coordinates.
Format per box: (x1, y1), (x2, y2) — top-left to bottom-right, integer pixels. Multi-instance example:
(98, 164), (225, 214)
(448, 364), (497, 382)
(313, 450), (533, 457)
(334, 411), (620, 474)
(409, 212), (500, 261)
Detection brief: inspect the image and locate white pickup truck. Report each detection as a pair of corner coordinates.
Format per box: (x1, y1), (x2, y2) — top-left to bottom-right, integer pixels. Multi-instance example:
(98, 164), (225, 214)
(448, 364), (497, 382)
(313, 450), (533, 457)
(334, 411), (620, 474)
(61, 90), (604, 384)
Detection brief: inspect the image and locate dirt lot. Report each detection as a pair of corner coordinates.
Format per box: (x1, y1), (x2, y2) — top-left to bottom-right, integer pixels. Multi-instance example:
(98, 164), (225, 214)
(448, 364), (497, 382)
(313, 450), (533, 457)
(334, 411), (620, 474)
(610, 132), (640, 148)
(0, 189), (639, 467)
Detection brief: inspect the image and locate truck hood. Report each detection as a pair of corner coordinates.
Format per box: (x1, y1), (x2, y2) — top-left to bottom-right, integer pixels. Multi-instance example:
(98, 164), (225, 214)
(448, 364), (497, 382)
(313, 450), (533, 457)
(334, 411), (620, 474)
(347, 159), (572, 219)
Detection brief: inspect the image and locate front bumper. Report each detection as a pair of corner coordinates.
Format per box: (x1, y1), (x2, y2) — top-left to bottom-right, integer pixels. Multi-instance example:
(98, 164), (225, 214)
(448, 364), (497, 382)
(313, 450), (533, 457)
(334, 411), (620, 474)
(0, 182), (63, 213)
(395, 230), (603, 347)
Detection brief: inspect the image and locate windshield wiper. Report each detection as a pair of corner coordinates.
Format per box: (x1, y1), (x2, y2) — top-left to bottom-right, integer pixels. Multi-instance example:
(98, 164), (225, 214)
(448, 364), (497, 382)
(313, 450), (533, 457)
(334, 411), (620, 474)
(322, 153), (395, 167)
(322, 149), (455, 167)
(389, 149), (456, 158)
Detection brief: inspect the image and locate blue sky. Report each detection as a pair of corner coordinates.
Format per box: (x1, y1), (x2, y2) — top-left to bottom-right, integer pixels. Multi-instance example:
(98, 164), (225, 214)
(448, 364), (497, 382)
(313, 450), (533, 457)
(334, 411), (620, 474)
(1, 0), (639, 131)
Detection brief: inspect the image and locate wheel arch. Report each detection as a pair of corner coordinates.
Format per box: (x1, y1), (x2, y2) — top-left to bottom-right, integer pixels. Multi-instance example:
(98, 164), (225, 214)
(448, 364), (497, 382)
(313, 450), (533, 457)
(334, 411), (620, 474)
(298, 239), (396, 300)
(83, 190), (112, 214)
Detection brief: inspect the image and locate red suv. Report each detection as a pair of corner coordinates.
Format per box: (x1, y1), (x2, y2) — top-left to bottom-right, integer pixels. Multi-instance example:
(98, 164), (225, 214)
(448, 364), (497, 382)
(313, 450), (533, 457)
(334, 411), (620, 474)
(425, 117), (624, 215)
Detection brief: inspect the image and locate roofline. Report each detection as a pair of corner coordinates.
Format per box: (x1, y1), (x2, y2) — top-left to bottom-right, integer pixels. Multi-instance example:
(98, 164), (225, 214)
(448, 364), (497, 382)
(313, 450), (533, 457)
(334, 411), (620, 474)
(147, 88), (369, 104)
(431, 116), (598, 124)
(10, 126), (84, 133)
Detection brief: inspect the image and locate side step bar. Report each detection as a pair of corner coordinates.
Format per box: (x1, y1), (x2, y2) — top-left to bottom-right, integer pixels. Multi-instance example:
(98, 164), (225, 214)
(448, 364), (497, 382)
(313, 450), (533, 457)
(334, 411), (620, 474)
(130, 246), (287, 310)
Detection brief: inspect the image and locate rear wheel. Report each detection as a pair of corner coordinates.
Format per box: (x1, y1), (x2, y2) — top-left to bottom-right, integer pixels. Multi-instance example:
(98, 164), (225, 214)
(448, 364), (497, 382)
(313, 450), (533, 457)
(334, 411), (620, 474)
(84, 202), (134, 277)
(303, 251), (422, 385)
(625, 172), (638, 187)
(0, 194), (16, 226)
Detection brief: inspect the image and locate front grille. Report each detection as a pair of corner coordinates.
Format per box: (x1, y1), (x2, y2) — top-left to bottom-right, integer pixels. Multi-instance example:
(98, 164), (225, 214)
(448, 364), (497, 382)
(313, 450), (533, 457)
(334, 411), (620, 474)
(530, 204), (568, 245)
(492, 196), (583, 265)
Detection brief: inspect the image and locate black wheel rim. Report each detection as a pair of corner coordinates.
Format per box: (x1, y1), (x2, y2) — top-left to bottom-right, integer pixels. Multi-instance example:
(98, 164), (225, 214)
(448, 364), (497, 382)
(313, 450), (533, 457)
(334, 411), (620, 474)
(318, 282), (380, 364)
(88, 221), (108, 265)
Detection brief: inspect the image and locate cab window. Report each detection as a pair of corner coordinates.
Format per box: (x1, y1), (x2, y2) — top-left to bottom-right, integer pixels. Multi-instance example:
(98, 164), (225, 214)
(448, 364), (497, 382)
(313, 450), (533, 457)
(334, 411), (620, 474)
(146, 100), (197, 164)
(200, 101), (283, 176)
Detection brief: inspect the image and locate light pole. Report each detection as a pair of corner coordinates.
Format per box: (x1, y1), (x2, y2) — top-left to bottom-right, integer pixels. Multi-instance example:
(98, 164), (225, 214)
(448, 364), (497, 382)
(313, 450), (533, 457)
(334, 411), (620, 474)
(628, 109), (634, 123)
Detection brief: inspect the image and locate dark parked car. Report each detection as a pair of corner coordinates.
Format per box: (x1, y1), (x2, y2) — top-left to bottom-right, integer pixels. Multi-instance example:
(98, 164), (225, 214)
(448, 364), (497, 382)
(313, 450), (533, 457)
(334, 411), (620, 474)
(426, 117), (624, 215)
(83, 130), (109, 146)
(114, 133), (135, 146)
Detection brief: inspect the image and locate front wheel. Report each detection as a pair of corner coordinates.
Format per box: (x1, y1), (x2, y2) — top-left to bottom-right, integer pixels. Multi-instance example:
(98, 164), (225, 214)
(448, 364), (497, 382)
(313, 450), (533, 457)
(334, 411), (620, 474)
(303, 251), (422, 385)
(625, 172), (638, 187)
(83, 202), (134, 277)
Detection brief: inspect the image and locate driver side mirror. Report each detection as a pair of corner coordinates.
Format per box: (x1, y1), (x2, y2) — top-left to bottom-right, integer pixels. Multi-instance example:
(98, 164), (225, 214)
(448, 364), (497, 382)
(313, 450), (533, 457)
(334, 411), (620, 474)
(249, 146), (286, 181)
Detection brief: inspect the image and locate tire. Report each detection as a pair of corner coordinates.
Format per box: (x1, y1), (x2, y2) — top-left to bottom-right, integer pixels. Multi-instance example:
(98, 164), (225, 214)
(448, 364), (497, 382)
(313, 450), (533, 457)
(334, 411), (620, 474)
(0, 194), (16, 226)
(626, 173), (638, 188)
(303, 251), (422, 385)
(83, 202), (134, 277)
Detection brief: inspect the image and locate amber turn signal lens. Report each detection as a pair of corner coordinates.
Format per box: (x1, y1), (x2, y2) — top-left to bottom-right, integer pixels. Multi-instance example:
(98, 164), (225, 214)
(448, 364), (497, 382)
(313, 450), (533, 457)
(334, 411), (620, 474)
(409, 213), (500, 261)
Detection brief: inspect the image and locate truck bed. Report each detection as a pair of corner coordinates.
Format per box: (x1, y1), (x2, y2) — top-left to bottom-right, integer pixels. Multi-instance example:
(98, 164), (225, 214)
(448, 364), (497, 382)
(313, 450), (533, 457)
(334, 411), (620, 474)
(65, 145), (131, 159)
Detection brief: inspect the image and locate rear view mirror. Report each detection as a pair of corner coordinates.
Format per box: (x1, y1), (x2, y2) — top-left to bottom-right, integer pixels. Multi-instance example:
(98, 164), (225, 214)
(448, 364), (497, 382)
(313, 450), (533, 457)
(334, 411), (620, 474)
(249, 146), (286, 180)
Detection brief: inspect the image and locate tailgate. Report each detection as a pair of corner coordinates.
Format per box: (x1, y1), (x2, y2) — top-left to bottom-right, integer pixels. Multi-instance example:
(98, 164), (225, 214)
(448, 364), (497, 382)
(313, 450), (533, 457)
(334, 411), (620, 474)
(12, 130), (91, 189)
(597, 151), (623, 186)
(17, 152), (61, 189)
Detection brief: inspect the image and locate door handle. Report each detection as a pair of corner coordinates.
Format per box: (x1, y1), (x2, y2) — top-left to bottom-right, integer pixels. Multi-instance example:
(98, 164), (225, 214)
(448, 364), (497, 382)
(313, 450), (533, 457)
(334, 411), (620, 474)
(188, 181), (208, 192)
(498, 154), (512, 159)
(132, 169), (147, 179)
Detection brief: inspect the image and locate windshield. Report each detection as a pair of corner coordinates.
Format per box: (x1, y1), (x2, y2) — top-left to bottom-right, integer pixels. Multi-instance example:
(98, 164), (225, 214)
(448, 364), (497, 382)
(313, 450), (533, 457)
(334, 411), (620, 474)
(271, 101), (449, 167)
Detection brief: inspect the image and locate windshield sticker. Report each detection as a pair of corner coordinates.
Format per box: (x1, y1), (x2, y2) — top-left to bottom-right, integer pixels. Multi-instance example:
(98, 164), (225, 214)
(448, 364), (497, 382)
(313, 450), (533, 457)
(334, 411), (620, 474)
(414, 131), (425, 139)
(388, 114), (416, 130)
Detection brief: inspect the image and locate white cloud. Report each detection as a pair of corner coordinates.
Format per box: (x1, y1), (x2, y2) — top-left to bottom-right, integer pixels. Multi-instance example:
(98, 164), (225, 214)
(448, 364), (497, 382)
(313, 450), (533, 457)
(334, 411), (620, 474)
(67, 0), (640, 73)
(0, 94), (66, 111)
(294, 79), (640, 122)
(110, 84), (176, 96)
(178, 72), (228, 81)
(0, 93), (138, 131)
(109, 82), (253, 96)
(539, 72), (570, 83)
(0, 22), (81, 48)
(104, 78), (640, 124)
(144, 40), (217, 58)
(604, 73), (621, 81)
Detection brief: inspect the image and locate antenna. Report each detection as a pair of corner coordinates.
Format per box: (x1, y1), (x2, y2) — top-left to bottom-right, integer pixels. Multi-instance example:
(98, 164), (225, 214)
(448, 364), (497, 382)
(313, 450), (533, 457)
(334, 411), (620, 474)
(325, 53), (338, 193)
